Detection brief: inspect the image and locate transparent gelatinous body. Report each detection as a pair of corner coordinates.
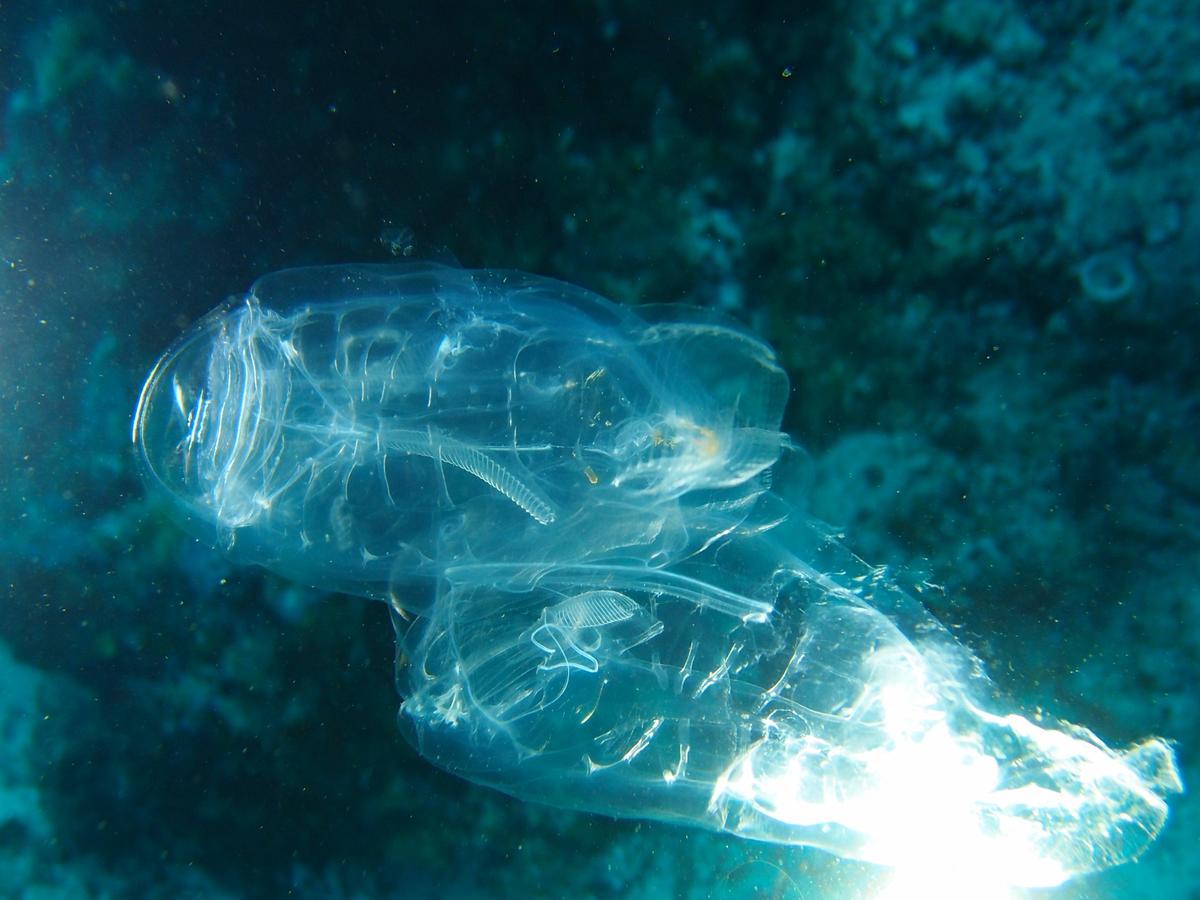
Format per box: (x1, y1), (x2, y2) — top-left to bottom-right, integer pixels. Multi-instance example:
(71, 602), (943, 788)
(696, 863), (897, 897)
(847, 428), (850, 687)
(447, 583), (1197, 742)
(135, 264), (785, 608)
(134, 263), (1181, 888)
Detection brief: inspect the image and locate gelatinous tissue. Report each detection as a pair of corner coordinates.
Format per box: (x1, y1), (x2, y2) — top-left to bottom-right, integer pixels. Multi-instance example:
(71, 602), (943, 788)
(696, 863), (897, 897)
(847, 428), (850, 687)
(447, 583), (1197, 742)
(133, 263), (1181, 887)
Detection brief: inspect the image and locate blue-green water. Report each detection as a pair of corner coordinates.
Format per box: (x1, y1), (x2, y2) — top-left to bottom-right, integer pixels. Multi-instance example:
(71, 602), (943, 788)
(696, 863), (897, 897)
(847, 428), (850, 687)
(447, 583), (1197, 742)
(1, 3), (1196, 899)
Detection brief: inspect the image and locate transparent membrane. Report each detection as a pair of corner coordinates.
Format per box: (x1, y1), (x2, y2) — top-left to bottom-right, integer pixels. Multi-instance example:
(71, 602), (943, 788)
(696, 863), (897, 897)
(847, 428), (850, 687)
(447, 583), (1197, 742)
(134, 263), (1181, 888)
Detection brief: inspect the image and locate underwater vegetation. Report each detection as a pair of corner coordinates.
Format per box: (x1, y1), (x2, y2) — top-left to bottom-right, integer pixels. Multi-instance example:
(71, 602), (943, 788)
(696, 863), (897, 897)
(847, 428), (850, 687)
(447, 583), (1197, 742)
(133, 262), (1180, 890)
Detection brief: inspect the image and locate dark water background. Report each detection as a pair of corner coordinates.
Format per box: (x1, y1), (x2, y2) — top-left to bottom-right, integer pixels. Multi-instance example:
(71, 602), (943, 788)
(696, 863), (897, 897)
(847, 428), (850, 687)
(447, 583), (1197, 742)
(1, 2), (1197, 898)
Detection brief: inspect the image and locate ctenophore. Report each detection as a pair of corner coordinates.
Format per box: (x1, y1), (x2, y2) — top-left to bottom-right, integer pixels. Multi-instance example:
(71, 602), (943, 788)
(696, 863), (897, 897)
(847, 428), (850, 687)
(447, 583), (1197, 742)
(133, 263), (1181, 889)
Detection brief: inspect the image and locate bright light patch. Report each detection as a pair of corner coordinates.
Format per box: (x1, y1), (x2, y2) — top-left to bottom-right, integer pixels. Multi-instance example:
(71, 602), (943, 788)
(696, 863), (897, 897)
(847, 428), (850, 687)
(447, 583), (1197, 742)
(875, 864), (1019, 900)
(710, 636), (1168, 889)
